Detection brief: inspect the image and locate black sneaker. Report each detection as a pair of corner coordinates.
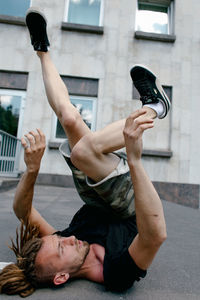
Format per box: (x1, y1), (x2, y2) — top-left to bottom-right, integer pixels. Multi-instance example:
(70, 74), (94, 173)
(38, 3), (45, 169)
(130, 65), (171, 119)
(25, 7), (50, 52)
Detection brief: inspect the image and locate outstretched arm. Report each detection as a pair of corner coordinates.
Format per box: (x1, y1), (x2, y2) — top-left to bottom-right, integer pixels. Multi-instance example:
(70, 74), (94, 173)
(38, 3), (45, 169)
(123, 110), (167, 270)
(13, 129), (55, 237)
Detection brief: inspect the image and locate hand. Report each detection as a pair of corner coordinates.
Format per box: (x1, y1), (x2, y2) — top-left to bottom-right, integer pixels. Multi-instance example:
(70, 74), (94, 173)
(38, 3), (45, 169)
(21, 129), (46, 173)
(123, 109), (154, 163)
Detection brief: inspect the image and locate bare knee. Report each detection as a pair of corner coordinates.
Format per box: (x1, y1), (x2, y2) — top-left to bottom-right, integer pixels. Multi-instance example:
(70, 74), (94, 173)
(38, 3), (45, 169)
(71, 133), (99, 168)
(58, 106), (80, 131)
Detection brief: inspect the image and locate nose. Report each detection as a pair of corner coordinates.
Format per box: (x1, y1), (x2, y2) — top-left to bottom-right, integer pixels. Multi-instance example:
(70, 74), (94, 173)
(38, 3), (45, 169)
(69, 235), (76, 245)
(62, 235), (76, 246)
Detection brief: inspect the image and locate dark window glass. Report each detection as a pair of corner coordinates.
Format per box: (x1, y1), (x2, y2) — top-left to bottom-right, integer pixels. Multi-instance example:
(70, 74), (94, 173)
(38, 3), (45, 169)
(0, 0), (30, 17)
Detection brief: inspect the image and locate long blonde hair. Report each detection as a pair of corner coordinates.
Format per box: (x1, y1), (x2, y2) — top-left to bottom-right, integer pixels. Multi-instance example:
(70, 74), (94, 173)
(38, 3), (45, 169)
(0, 221), (43, 297)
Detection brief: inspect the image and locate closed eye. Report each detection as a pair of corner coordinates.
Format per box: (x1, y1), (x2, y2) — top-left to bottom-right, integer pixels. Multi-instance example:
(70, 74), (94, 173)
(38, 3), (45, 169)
(58, 241), (64, 257)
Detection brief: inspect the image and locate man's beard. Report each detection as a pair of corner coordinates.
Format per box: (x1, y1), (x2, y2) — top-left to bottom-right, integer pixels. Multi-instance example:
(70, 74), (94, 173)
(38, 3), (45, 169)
(81, 241), (90, 265)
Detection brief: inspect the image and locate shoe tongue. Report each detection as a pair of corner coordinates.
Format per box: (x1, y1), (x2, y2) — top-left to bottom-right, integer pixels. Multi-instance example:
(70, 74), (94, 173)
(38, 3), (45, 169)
(141, 96), (153, 105)
(143, 98), (153, 104)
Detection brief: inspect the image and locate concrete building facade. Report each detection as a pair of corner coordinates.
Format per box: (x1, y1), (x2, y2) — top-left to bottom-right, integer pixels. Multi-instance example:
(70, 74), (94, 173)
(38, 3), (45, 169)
(0, 0), (200, 208)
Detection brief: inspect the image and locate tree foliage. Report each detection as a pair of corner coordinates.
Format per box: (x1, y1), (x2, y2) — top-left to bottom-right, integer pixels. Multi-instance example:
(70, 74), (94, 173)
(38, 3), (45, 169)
(0, 105), (18, 136)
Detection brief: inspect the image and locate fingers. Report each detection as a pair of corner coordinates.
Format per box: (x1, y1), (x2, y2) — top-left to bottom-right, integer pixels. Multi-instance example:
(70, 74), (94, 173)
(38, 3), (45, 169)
(135, 122), (154, 136)
(22, 129), (46, 151)
(125, 110), (154, 131)
(36, 128), (46, 144)
(124, 109), (154, 140)
(124, 121), (154, 139)
(129, 107), (153, 119)
(21, 137), (29, 150)
(24, 133), (36, 149)
(29, 129), (40, 144)
(126, 109), (154, 129)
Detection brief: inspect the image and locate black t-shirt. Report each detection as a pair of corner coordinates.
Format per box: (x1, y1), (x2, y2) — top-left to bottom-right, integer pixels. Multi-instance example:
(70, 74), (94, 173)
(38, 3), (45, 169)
(55, 205), (147, 292)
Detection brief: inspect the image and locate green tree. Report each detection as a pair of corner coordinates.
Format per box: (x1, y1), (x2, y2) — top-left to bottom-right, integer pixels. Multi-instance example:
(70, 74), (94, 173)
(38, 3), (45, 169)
(0, 105), (18, 136)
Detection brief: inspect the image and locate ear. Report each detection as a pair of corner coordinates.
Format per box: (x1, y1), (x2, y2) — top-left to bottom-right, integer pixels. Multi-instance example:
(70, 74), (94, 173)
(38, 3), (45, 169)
(53, 272), (69, 285)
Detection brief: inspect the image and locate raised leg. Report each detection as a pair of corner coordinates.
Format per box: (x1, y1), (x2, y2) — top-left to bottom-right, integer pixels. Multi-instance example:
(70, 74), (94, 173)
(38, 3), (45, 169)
(37, 51), (90, 149)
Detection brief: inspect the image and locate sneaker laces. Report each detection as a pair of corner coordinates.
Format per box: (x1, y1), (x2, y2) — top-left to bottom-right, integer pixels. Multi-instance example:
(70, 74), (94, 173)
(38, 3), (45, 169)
(135, 78), (158, 105)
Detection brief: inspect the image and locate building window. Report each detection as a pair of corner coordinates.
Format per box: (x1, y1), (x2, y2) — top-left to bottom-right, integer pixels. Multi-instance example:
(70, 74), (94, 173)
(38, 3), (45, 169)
(136, 0), (174, 35)
(0, 70), (28, 137)
(64, 0), (103, 26)
(0, 72), (27, 176)
(50, 75), (98, 142)
(0, 89), (25, 175)
(0, 0), (31, 18)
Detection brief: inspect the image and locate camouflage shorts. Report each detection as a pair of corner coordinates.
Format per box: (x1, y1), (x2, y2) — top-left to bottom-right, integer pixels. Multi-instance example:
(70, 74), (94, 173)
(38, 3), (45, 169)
(59, 140), (135, 219)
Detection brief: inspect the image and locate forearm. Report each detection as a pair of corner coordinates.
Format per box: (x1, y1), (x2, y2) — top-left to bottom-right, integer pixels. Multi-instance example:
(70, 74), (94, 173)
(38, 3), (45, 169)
(124, 110), (166, 269)
(129, 160), (167, 245)
(13, 169), (39, 222)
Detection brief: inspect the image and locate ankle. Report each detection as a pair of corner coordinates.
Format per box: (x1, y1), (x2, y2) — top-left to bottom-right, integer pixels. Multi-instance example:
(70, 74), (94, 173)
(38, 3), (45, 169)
(143, 106), (157, 119)
(36, 51), (49, 58)
(143, 102), (165, 119)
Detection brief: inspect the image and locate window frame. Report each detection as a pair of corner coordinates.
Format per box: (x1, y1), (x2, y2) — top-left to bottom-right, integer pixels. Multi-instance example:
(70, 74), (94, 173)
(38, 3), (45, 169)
(51, 95), (97, 142)
(135, 0), (175, 36)
(63, 0), (104, 27)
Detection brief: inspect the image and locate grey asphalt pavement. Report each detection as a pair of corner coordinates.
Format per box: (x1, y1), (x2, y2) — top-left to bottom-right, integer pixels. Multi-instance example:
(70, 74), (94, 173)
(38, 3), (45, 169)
(0, 185), (200, 300)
